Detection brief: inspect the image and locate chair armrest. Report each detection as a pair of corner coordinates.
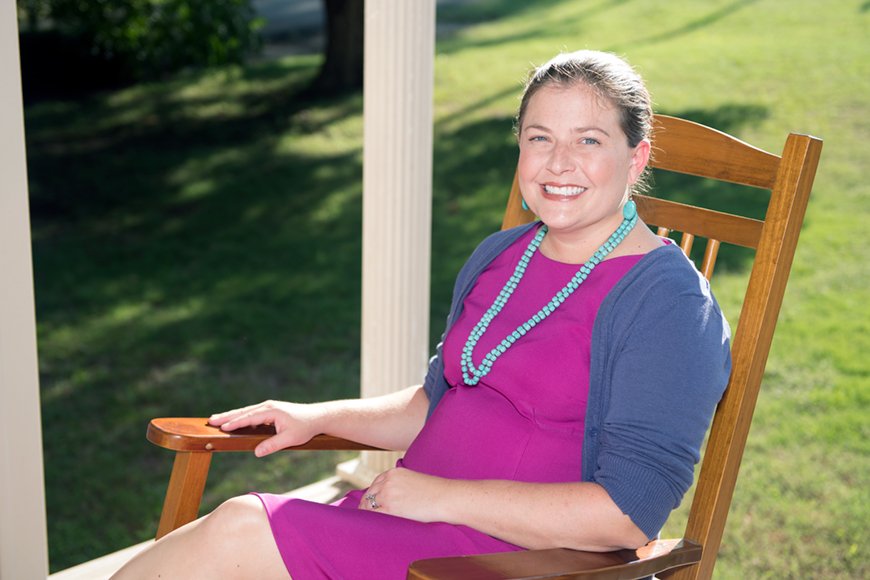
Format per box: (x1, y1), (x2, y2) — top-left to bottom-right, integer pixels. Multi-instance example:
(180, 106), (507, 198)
(407, 538), (702, 580)
(147, 417), (383, 452)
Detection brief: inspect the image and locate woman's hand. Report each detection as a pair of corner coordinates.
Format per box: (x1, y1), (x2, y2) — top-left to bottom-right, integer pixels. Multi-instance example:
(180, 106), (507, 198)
(208, 400), (326, 457)
(358, 467), (453, 523)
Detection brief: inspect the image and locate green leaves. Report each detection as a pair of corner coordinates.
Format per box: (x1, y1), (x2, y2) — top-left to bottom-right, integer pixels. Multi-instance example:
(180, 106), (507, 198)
(18, 0), (264, 80)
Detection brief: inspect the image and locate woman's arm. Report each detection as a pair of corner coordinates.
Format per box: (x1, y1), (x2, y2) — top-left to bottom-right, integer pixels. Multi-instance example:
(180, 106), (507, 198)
(360, 469), (649, 551)
(208, 385), (430, 456)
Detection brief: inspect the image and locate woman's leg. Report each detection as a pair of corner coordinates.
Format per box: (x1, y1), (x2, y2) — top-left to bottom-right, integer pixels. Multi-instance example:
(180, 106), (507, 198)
(111, 495), (291, 580)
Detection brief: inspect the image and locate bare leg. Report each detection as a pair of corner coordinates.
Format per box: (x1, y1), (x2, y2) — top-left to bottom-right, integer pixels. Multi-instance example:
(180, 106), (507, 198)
(111, 495), (291, 580)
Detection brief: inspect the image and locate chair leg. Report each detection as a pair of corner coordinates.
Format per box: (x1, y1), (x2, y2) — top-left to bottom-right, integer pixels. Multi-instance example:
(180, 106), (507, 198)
(155, 451), (212, 540)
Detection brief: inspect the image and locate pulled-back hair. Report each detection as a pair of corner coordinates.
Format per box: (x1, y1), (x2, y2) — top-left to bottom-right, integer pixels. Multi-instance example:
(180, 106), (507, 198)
(517, 50), (653, 149)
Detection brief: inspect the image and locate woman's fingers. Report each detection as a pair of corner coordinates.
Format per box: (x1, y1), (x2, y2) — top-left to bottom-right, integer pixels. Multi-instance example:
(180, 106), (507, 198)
(210, 401), (292, 432)
(208, 402), (271, 428)
(358, 472), (386, 511)
(253, 427), (314, 457)
(209, 400), (325, 457)
(357, 468), (452, 522)
(360, 491), (376, 511)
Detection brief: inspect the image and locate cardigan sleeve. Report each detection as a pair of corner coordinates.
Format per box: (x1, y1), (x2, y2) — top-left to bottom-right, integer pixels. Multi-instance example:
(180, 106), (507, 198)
(587, 247), (732, 539)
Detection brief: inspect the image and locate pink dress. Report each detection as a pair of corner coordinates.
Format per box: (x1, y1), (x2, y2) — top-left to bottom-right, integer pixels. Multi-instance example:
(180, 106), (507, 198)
(256, 227), (643, 579)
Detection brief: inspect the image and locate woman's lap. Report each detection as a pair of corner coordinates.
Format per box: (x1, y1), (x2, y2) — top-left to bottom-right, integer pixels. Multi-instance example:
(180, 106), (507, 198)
(254, 490), (523, 580)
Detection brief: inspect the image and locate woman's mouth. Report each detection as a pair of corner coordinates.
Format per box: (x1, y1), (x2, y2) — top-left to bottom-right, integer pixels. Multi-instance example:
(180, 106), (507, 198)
(543, 184), (587, 197)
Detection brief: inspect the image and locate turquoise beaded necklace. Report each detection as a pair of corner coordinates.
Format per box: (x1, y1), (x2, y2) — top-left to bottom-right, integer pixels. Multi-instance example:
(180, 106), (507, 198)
(461, 200), (638, 387)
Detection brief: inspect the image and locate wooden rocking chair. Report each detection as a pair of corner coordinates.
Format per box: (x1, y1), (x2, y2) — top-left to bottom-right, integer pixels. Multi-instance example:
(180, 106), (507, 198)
(147, 115), (822, 580)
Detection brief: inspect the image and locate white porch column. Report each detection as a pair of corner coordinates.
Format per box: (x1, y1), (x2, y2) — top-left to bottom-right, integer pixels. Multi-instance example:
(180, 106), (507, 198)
(0, 4), (50, 579)
(339, 0), (435, 487)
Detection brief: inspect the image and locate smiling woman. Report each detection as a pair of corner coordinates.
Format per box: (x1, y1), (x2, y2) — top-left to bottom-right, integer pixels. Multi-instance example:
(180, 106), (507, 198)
(110, 50), (731, 580)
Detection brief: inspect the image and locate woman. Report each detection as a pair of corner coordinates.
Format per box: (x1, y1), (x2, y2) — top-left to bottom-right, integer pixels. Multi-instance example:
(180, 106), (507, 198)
(112, 50), (731, 580)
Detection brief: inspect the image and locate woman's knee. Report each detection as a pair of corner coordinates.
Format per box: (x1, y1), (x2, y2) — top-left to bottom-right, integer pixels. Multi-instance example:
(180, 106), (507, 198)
(201, 496), (288, 578)
(206, 495), (269, 535)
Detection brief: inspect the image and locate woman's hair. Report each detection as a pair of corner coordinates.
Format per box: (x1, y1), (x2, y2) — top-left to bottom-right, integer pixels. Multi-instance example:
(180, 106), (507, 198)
(516, 50), (654, 194)
(517, 50), (653, 146)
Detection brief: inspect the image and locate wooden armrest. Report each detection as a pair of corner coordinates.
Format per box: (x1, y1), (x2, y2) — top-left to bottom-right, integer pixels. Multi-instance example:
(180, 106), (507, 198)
(148, 418), (382, 539)
(407, 538), (702, 580)
(147, 417), (382, 452)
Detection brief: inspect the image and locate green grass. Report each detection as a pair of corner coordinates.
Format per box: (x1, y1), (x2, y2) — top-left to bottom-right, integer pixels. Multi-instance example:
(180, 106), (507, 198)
(25, 0), (870, 576)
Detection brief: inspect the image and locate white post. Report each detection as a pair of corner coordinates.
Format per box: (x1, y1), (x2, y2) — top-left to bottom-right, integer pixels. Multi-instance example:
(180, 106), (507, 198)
(0, 4), (51, 580)
(338, 0), (435, 487)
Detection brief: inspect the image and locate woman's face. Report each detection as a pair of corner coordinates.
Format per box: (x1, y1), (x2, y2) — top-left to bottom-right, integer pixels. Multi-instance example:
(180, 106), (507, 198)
(517, 84), (649, 242)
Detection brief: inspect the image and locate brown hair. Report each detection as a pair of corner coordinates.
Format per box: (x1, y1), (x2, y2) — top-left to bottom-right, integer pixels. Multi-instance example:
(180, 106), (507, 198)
(517, 50), (653, 145)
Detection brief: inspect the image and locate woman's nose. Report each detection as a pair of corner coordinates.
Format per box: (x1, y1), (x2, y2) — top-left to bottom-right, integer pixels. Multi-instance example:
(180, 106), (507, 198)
(547, 143), (575, 173)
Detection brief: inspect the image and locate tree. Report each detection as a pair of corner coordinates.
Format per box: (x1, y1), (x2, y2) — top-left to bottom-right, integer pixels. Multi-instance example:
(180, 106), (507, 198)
(17, 0), (262, 81)
(308, 0), (364, 94)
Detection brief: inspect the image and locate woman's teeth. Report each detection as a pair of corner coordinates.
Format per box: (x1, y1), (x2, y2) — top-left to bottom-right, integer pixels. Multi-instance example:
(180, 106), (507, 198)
(544, 185), (586, 196)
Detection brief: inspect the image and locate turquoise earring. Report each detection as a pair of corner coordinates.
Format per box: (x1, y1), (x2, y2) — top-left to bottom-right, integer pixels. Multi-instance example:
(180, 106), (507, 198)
(623, 200), (637, 220)
(522, 198), (530, 211)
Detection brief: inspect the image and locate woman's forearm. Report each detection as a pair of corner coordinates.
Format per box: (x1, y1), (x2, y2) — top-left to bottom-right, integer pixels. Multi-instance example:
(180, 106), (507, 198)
(209, 385), (430, 456)
(313, 385), (430, 451)
(440, 478), (648, 551)
(364, 468), (649, 552)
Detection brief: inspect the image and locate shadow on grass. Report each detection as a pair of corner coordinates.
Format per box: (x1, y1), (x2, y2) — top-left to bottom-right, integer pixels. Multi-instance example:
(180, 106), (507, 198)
(437, 0), (757, 59)
(436, 0), (634, 55)
(614, 0), (760, 51)
(28, 59), (366, 570)
(437, 0), (634, 26)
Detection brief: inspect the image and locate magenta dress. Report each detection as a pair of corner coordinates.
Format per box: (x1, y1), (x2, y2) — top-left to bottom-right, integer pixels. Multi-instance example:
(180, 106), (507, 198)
(255, 227), (643, 579)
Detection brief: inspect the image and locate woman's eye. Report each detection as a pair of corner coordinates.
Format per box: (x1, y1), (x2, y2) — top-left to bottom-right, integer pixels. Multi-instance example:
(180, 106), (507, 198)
(529, 135), (548, 142)
(581, 137), (599, 145)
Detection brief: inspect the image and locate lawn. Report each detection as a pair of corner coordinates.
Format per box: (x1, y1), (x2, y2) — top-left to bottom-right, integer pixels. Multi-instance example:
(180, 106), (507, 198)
(24, 0), (869, 577)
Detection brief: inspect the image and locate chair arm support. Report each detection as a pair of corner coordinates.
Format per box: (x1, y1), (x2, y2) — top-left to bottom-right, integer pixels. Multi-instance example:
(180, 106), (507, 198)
(147, 417), (382, 539)
(147, 417), (383, 452)
(406, 538), (702, 580)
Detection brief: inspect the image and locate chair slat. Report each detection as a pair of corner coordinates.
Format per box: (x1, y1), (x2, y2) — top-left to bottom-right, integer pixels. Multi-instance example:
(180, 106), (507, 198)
(651, 116), (781, 190)
(636, 195), (763, 250)
(680, 232), (695, 256)
(701, 239), (721, 281)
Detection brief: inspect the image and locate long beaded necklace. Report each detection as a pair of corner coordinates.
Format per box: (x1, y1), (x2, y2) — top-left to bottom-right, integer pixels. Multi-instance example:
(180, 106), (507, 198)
(461, 201), (638, 387)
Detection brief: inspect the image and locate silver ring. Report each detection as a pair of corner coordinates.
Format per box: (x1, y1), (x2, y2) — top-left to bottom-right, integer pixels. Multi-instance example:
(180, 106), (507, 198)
(364, 493), (378, 509)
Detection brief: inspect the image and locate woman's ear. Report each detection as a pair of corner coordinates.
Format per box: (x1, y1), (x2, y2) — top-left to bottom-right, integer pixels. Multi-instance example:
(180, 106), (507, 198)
(628, 139), (651, 185)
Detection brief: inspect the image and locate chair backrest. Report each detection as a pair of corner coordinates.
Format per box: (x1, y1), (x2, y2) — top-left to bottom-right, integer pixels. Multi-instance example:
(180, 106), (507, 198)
(500, 115), (822, 580)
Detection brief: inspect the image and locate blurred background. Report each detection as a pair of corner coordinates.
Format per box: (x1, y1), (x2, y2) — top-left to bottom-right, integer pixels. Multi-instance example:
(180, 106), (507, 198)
(16, 0), (869, 577)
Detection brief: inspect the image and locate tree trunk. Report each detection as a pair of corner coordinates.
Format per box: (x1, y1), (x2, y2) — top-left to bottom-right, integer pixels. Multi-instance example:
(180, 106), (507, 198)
(309, 0), (364, 94)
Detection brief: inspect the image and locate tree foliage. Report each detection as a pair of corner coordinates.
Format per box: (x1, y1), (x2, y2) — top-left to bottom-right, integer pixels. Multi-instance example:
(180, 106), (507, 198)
(18, 0), (262, 80)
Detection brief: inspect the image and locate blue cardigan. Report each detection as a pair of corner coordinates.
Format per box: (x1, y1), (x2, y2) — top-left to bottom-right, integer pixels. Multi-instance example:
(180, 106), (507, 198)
(422, 222), (732, 539)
